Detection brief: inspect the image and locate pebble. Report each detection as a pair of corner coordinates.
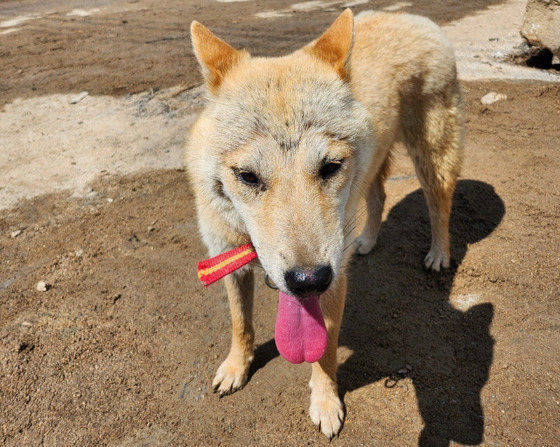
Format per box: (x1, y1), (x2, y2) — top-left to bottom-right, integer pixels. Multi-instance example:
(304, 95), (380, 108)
(36, 281), (49, 292)
(481, 91), (507, 105)
(10, 229), (23, 238)
(70, 91), (89, 104)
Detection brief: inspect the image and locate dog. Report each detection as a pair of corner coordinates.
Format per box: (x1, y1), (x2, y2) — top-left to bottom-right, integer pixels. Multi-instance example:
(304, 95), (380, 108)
(186, 9), (463, 438)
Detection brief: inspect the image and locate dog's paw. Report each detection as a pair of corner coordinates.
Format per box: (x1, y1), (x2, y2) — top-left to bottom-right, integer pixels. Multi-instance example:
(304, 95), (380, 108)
(212, 354), (252, 396)
(309, 388), (345, 439)
(424, 248), (450, 272)
(354, 235), (376, 256)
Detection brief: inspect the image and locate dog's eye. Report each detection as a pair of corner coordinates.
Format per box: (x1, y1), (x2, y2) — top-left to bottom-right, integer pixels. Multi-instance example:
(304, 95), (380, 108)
(238, 170), (260, 187)
(319, 161), (343, 180)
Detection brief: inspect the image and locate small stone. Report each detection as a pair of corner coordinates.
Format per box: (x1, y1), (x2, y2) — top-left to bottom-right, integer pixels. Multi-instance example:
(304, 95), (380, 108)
(70, 91), (89, 104)
(85, 187), (98, 199)
(36, 281), (49, 292)
(10, 229), (23, 238)
(406, 364), (413, 371)
(481, 92), (507, 105)
(398, 368), (408, 375)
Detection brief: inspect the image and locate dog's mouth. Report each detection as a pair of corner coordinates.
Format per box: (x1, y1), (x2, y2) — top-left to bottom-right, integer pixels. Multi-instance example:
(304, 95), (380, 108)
(197, 245), (328, 364)
(264, 274), (278, 290)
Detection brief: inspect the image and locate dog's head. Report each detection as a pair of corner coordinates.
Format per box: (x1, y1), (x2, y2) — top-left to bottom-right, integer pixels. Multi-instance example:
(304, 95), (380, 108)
(190, 10), (372, 297)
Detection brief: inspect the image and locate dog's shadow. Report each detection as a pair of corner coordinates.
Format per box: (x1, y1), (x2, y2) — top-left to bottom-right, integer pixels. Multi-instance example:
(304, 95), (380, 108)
(338, 179), (505, 446)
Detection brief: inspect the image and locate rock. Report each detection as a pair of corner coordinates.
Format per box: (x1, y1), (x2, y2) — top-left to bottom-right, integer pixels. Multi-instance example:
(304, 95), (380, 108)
(10, 229), (23, 238)
(481, 91), (508, 105)
(36, 280), (49, 291)
(70, 91), (89, 104)
(520, 0), (560, 58)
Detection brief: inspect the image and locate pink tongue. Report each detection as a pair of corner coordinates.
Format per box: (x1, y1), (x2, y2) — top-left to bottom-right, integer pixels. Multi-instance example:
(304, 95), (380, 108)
(274, 291), (327, 364)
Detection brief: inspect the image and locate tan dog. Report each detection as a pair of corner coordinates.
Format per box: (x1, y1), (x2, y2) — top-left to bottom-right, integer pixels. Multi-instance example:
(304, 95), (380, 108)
(186, 9), (463, 438)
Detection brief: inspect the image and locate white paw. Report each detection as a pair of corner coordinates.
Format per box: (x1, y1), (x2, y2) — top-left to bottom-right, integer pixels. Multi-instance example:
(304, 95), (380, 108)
(424, 248), (450, 272)
(354, 235), (375, 256)
(309, 389), (345, 439)
(212, 354), (252, 395)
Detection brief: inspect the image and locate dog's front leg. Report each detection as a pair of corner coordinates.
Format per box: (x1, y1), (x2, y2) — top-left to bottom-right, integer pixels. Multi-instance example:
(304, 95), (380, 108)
(309, 273), (347, 439)
(213, 268), (255, 395)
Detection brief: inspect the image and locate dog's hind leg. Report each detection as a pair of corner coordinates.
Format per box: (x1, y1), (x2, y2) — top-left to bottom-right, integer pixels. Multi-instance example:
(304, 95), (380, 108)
(308, 274), (347, 438)
(212, 268), (255, 394)
(354, 157), (391, 255)
(403, 86), (463, 271)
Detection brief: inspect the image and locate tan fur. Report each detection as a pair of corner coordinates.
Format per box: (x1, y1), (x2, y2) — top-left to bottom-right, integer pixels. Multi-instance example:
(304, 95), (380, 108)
(186, 9), (463, 438)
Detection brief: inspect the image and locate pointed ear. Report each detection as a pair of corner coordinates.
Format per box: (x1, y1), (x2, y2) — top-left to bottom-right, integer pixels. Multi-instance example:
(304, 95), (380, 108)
(303, 9), (354, 81)
(190, 21), (249, 94)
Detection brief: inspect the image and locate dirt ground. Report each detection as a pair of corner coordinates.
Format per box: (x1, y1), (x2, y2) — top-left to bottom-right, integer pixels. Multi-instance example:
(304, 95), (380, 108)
(1, 1), (559, 446)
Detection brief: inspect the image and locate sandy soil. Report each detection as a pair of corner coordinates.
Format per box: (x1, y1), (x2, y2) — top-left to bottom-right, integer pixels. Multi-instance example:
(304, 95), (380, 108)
(1, 1), (559, 446)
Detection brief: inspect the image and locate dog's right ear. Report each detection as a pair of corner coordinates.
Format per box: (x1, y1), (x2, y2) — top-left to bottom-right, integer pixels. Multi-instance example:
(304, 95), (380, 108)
(191, 21), (249, 95)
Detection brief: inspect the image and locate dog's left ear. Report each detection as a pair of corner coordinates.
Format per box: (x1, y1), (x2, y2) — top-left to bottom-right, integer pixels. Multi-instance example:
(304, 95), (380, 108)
(303, 9), (354, 81)
(191, 21), (250, 95)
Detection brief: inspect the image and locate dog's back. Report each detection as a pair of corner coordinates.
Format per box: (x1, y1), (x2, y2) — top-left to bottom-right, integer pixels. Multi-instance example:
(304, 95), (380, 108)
(353, 11), (457, 96)
(351, 11), (461, 157)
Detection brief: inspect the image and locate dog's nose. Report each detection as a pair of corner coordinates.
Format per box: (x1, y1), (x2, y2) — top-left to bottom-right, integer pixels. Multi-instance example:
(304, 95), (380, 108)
(284, 265), (333, 297)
